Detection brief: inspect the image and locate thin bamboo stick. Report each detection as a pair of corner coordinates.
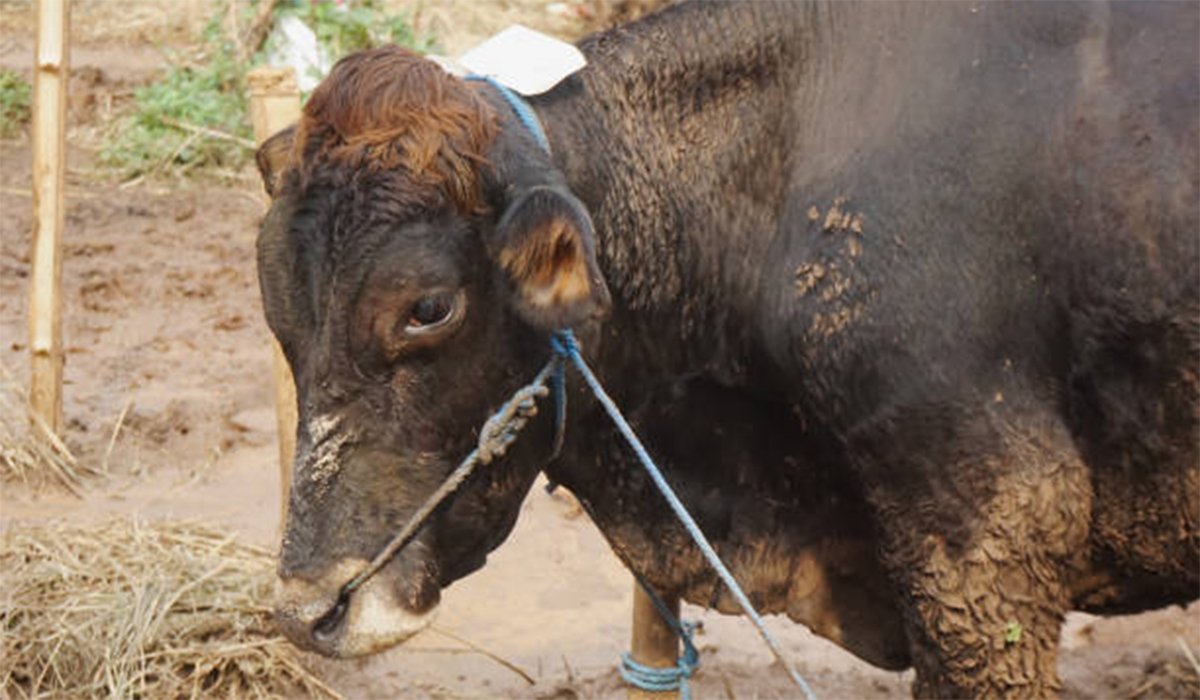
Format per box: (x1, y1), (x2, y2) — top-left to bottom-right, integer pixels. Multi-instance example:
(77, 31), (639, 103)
(28, 0), (70, 435)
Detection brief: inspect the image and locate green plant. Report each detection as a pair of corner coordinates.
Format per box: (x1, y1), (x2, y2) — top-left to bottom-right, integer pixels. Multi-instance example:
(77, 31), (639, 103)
(99, 17), (255, 178)
(99, 1), (435, 180)
(277, 0), (438, 58)
(0, 69), (32, 139)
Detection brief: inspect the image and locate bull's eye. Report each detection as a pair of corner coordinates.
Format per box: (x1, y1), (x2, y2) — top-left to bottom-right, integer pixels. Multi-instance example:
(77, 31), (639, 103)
(405, 292), (460, 334)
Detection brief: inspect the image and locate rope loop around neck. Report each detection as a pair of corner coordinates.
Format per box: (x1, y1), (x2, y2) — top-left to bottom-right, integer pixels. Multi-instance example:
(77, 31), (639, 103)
(465, 74), (551, 153)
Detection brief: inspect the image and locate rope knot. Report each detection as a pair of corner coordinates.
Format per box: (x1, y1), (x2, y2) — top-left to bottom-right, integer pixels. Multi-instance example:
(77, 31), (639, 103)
(549, 329), (578, 358)
(476, 383), (548, 464)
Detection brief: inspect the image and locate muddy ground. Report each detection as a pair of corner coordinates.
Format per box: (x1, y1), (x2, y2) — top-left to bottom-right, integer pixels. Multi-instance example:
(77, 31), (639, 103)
(1, 2), (1198, 698)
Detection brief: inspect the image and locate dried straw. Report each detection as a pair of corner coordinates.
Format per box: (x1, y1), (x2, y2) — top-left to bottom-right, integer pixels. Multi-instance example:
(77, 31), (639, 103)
(1128, 639), (1200, 700)
(1, 518), (343, 700)
(0, 362), (99, 495)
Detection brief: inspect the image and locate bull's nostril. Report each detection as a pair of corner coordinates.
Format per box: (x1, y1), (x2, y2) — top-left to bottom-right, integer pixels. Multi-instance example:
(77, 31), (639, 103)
(313, 592), (349, 643)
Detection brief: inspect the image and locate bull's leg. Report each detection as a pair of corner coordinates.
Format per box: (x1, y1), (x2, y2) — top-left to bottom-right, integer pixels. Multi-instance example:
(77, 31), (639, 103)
(850, 403), (1091, 699)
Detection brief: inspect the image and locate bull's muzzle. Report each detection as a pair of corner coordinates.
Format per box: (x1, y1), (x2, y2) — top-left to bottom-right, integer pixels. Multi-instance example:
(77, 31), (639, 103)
(274, 558), (437, 657)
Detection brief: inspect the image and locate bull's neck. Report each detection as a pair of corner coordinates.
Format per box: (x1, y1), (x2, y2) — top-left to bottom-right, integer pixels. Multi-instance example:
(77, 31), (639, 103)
(533, 2), (823, 386)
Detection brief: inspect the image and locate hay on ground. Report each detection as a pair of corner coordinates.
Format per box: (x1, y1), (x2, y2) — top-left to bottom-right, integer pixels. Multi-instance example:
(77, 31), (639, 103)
(1, 518), (343, 700)
(1128, 643), (1200, 700)
(0, 362), (98, 495)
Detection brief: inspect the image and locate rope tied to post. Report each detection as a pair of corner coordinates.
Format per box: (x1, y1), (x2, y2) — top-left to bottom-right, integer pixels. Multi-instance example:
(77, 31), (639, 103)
(621, 633), (699, 699)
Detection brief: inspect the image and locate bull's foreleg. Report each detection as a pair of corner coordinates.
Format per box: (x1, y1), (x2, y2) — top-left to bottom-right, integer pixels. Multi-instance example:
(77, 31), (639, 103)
(851, 403), (1092, 699)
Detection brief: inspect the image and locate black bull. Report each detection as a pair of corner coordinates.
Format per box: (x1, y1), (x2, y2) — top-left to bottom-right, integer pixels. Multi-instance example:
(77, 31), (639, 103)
(254, 2), (1199, 697)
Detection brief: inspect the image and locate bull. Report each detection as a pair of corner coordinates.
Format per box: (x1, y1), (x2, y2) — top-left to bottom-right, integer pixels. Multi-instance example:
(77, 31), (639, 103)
(255, 2), (1199, 697)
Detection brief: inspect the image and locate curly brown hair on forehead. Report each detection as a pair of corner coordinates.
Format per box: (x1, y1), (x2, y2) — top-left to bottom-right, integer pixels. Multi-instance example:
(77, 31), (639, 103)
(294, 46), (499, 216)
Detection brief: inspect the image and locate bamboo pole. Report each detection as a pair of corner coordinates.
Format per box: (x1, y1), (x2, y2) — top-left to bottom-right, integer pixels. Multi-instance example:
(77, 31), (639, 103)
(628, 585), (682, 700)
(247, 67), (301, 528)
(28, 0), (70, 435)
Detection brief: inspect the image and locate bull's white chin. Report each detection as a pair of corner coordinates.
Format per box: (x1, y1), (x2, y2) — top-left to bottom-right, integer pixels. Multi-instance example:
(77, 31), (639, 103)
(333, 573), (439, 658)
(276, 558), (439, 658)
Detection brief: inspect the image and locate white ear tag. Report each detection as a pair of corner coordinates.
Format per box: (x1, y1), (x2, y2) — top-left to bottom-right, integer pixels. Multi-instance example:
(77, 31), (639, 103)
(458, 25), (587, 96)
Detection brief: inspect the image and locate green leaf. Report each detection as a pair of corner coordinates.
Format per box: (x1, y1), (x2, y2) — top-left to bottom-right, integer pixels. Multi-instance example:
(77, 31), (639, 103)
(0, 69), (32, 138)
(1004, 621), (1023, 645)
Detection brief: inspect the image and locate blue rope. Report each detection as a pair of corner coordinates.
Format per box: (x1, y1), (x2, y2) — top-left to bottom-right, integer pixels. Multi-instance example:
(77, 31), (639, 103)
(551, 352), (567, 460)
(465, 75), (551, 152)
(550, 330), (819, 700)
(621, 642), (699, 699)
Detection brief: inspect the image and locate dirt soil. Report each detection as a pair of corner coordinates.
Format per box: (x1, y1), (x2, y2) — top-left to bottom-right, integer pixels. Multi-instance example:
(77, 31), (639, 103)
(2, 3), (1198, 699)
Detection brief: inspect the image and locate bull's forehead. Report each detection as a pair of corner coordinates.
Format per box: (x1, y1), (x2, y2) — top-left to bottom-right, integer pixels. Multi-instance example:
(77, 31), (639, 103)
(355, 216), (475, 285)
(292, 45), (498, 216)
(272, 189), (477, 314)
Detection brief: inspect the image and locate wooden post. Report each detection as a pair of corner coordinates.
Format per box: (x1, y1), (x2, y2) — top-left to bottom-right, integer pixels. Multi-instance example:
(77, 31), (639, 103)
(268, 338), (296, 523)
(247, 67), (301, 527)
(28, 0), (70, 435)
(628, 584), (682, 700)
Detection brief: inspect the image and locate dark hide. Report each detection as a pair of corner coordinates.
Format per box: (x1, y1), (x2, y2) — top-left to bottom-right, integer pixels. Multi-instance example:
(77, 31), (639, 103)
(256, 2), (1198, 697)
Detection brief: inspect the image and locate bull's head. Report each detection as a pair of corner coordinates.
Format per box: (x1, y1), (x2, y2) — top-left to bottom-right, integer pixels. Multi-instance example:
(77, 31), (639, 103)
(256, 47), (610, 657)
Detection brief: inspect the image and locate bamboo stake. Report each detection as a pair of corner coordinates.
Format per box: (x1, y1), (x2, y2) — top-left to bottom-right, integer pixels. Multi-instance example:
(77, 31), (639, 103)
(247, 67), (301, 529)
(28, 0), (70, 435)
(628, 584), (682, 700)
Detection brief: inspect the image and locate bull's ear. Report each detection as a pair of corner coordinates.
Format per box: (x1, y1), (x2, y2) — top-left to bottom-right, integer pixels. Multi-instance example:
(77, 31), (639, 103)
(491, 186), (611, 330)
(255, 126), (296, 198)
